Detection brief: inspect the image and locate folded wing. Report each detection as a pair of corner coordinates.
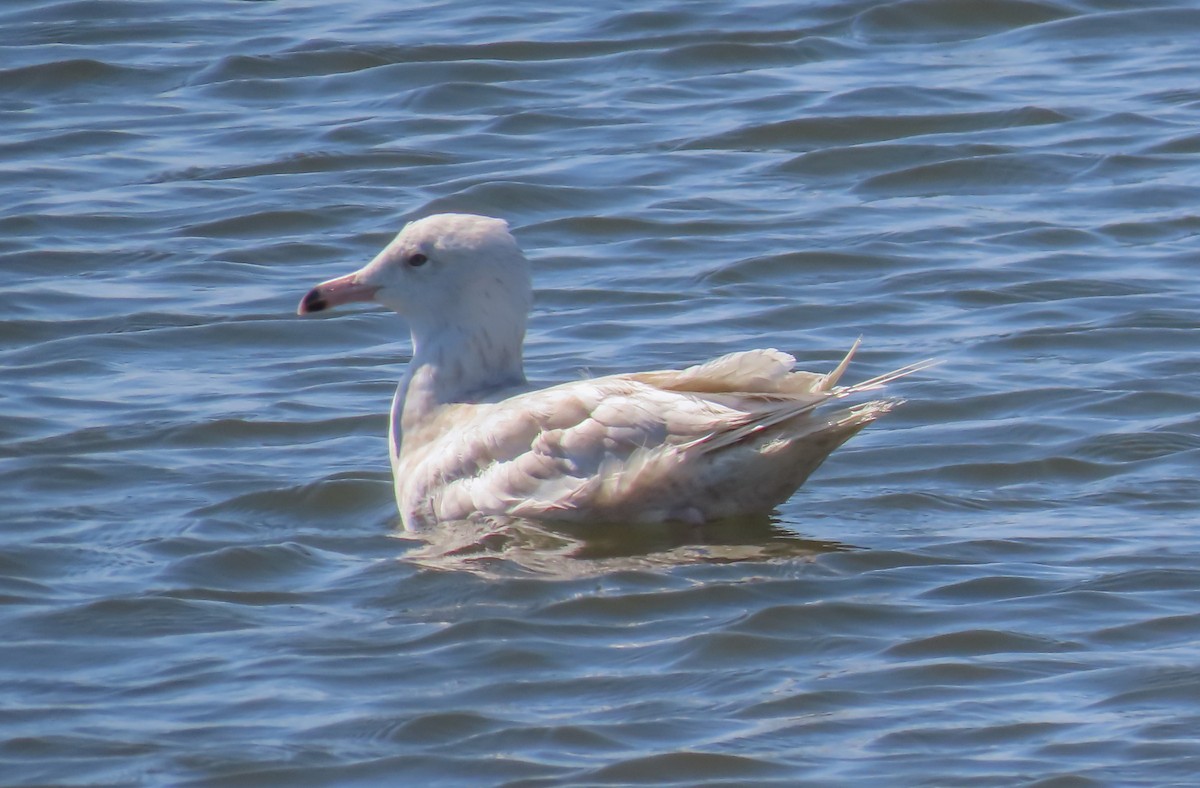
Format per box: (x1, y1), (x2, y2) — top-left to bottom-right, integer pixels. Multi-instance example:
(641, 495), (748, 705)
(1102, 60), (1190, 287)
(397, 343), (930, 526)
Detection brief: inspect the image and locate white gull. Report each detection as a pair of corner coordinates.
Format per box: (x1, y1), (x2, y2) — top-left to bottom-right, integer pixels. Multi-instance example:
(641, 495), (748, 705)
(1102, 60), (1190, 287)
(298, 213), (928, 530)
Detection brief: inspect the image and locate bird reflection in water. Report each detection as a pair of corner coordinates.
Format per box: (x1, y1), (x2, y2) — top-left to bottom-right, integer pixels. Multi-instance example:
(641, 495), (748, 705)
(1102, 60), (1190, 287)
(398, 514), (849, 576)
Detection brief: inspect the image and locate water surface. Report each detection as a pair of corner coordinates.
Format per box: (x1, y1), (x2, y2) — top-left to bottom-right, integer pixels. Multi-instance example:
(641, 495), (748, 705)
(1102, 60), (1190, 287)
(3, 0), (1200, 784)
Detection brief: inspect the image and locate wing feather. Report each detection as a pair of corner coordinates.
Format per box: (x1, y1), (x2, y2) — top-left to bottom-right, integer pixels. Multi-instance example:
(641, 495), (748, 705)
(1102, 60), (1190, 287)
(396, 345), (934, 525)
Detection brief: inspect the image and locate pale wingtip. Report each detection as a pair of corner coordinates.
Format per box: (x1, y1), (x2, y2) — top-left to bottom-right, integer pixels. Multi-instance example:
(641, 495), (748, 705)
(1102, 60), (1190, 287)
(848, 357), (940, 395)
(822, 337), (863, 390)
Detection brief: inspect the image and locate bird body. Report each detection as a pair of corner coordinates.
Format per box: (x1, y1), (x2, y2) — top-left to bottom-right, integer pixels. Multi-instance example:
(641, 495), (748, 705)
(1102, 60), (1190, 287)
(299, 214), (925, 530)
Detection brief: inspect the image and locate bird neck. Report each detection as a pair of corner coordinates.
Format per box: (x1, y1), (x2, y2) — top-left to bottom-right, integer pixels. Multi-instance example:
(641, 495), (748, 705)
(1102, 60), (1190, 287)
(389, 320), (526, 463)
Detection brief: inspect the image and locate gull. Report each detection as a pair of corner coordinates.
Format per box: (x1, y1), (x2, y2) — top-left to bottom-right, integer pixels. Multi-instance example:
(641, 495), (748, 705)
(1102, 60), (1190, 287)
(298, 213), (928, 530)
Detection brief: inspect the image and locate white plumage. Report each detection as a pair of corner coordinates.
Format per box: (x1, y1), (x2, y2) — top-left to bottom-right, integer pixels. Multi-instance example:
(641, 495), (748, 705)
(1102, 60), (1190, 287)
(298, 213), (928, 530)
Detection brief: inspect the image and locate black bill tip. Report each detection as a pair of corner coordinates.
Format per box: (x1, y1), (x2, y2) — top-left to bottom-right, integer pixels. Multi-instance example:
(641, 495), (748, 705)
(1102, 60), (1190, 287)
(298, 288), (327, 315)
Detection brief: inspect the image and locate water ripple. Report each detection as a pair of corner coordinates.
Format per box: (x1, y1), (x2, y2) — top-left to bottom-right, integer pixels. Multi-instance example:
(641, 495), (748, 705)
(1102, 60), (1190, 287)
(3, 0), (1200, 784)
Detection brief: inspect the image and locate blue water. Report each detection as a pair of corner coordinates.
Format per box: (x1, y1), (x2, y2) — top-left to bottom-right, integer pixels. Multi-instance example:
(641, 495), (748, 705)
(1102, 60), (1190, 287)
(3, 0), (1200, 784)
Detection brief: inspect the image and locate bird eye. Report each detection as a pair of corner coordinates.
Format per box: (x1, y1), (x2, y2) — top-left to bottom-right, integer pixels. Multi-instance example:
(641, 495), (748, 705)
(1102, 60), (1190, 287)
(407, 253), (428, 267)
